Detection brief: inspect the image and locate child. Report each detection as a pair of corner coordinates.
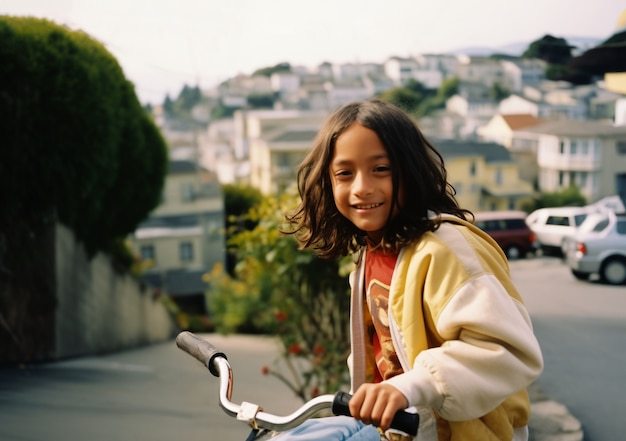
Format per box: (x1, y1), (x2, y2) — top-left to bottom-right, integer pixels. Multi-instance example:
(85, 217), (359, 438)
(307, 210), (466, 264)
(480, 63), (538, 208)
(279, 99), (543, 441)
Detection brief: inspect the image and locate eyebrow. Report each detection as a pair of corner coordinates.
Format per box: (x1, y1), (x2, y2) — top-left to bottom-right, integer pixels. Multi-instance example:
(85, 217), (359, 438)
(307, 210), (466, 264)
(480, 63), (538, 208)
(331, 153), (389, 166)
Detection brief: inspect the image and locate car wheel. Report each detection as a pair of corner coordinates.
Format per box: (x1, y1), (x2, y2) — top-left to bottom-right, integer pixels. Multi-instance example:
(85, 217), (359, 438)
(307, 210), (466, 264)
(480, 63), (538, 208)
(571, 270), (590, 281)
(505, 245), (522, 260)
(599, 257), (626, 285)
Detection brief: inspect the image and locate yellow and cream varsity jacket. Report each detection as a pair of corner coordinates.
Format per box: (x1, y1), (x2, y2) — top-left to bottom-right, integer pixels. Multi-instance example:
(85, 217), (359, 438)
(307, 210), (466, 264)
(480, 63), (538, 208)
(348, 215), (544, 441)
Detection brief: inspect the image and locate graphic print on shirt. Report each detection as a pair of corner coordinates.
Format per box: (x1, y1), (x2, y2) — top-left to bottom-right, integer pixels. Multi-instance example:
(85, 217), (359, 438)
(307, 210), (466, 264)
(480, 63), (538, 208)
(367, 278), (403, 381)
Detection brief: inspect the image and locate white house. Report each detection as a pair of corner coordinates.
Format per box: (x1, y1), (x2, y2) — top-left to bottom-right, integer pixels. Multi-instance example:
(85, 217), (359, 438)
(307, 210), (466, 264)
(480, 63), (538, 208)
(500, 59), (547, 92)
(455, 55), (506, 87)
(384, 56), (418, 85)
(517, 119), (626, 203)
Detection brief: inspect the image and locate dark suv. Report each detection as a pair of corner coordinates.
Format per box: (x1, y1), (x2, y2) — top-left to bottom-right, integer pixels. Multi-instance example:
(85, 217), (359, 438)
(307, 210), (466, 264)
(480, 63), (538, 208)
(474, 211), (536, 260)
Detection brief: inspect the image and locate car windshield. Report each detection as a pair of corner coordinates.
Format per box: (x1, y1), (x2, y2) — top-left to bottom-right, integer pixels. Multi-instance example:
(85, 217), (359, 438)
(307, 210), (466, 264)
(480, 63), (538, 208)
(574, 214), (588, 226)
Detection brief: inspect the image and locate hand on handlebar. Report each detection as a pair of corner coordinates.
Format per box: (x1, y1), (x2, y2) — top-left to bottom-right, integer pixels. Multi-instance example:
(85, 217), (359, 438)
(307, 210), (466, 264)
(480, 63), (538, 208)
(349, 383), (410, 432)
(176, 331), (419, 437)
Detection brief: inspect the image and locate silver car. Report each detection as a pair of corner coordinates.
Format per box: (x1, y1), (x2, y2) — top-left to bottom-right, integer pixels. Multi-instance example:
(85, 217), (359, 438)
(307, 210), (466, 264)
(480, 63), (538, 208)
(563, 211), (626, 285)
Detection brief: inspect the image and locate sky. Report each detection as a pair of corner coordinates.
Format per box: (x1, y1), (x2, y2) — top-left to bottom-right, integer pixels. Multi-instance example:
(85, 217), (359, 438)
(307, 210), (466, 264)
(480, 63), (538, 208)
(2, 0), (624, 105)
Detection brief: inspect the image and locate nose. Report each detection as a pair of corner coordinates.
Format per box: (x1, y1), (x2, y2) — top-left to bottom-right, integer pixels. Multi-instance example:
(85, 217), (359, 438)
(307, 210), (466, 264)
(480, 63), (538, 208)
(353, 172), (374, 197)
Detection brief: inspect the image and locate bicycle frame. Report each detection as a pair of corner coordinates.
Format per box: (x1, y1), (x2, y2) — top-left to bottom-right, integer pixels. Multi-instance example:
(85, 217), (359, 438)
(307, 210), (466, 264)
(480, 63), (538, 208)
(176, 331), (418, 439)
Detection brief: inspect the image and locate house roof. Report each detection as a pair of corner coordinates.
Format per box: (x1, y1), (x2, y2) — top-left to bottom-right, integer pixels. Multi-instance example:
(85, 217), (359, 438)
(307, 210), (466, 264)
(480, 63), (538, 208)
(435, 139), (513, 163)
(520, 119), (626, 137)
(266, 128), (319, 143)
(500, 114), (543, 130)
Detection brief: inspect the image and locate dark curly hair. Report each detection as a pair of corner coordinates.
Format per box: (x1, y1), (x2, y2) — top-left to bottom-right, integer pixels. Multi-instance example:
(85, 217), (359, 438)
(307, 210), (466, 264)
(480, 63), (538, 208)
(285, 99), (472, 259)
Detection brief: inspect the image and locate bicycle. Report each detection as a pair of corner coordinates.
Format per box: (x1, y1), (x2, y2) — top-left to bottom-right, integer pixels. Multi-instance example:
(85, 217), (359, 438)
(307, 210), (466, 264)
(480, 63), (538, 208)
(176, 331), (419, 440)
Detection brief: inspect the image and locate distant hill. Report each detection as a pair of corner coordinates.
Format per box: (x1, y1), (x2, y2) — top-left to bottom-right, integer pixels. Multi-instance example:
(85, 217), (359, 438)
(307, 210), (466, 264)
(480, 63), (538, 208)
(445, 36), (603, 57)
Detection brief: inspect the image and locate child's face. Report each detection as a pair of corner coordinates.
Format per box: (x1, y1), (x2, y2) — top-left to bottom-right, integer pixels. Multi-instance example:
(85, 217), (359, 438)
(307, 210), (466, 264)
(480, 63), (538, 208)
(330, 122), (400, 244)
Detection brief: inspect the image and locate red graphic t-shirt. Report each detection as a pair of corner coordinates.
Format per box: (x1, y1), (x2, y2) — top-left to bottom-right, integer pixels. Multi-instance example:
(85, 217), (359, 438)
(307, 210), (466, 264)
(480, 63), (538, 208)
(365, 246), (403, 382)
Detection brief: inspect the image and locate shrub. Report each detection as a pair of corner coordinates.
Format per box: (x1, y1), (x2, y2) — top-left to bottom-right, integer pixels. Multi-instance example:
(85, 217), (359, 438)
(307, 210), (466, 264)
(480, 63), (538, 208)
(205, 191), (353, 401)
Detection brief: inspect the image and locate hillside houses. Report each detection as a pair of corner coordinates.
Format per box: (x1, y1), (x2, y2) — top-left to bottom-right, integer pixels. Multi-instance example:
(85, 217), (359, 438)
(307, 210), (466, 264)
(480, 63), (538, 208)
(163, 50), (626, 208)
(135, 17), (626, 310)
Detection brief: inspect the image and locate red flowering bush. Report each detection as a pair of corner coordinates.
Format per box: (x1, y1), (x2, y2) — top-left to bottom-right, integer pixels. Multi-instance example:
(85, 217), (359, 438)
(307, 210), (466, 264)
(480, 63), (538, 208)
(207, 191), (352, 402)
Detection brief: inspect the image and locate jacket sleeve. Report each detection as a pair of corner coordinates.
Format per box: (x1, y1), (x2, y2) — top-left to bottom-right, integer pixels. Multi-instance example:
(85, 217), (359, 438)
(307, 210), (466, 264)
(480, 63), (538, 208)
(385, 274), (544, 421)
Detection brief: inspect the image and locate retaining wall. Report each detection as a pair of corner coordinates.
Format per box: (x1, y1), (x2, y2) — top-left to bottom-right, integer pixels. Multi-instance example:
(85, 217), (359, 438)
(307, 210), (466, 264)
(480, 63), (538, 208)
(53, 223), (177, 359)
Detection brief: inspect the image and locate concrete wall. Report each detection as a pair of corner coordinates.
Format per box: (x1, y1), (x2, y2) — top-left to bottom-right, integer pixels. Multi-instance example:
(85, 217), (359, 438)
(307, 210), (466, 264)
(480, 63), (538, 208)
(54, 224), (177, 359)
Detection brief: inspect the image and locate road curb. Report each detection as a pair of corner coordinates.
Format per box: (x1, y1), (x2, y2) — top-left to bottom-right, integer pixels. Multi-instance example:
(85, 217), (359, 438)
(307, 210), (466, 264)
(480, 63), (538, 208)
(529, 399), (583, 441)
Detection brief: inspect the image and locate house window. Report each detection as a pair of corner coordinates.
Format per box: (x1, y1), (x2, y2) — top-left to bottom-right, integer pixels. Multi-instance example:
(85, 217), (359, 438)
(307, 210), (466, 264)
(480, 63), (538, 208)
(494, 167), (503, 185)
(140, 245), (155, 261)
(275, 152), (290, 166)
(180, 242), (194, 261)
(469, 161), (476, 176)
(617, 141), (626, 155)
(508, 199), (515, 210)
(559, 141), (565, 154)
(580, 140), (589, 155)
(181, 183), (195, 202)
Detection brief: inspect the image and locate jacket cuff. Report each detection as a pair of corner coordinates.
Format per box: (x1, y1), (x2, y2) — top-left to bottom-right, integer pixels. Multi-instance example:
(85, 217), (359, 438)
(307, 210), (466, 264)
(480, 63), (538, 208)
(383, 362), (444, 411)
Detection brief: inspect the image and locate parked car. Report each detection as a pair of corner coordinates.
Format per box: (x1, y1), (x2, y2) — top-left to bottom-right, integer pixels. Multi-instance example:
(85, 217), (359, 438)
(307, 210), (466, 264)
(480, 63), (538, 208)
(563, 211), (626, 285)
(474, 211), (536, 260)
(525, 206), (591, 256)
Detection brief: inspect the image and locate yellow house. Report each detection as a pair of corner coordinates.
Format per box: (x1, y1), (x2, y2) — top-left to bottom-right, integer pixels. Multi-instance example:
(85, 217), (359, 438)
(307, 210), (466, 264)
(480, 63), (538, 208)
(436, 140), (534, 212)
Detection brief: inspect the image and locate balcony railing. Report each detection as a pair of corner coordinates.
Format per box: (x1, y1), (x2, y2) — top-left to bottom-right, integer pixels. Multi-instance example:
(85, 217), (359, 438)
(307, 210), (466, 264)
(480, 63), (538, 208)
(537, 154), (601, 171)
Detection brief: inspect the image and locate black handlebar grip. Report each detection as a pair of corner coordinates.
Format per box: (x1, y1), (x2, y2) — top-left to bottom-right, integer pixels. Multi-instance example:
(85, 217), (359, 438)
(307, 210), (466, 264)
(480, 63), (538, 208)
(331, 391), (419, 437)
(175, 331), (227, 377)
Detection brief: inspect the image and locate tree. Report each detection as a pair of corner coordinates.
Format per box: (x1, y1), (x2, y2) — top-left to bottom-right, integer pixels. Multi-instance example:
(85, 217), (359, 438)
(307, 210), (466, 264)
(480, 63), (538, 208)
(522, 34), (591, 83)
(173, 84), (202, 113)
(163, 94), (175, 116)
(221, 183), (263, 274)
(378, 87), (422, 113)
(521, 186), (587, 212)
(567, 30), (626, 83)
(489, 81), (510, 100)
(523, 34), (573, 65)
(205, 191), (352, 402)
(417, 77), (459, 117)
(0, 16), (168, 260)
(252, 62), (291, 77)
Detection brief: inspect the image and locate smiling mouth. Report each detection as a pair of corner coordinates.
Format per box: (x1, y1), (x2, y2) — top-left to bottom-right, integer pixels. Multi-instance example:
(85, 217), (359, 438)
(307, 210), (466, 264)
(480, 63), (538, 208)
(354, 203), (382, 209)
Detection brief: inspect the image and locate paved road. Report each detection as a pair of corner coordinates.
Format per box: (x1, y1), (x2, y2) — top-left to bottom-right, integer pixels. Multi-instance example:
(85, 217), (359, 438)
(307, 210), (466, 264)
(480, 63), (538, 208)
(0, 256), (623, 440)
(511, 257), (626, 441)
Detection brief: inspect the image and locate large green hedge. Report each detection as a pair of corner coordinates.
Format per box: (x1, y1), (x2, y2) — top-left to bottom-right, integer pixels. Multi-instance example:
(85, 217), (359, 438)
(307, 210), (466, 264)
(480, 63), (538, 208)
(0, 16), (168, 257)
(0, 16), (169, 363)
